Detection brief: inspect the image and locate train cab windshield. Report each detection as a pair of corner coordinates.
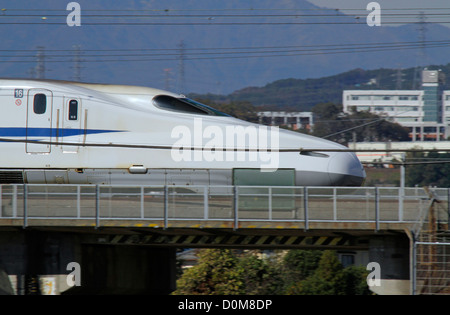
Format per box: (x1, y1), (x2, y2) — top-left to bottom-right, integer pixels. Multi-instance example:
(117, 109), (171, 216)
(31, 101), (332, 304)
(153, 95), (230, 116)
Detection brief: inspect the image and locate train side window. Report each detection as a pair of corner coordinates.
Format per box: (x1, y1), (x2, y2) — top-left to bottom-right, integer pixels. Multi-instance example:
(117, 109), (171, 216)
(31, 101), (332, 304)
(153, 95), (209, 115)
(153, 95), (229, 116)
(33, 94), (47, 114)
(68, 100), (78, 120)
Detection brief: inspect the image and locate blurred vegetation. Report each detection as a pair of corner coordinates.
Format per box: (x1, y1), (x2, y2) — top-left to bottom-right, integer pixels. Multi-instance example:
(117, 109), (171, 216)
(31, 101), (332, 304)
(194, 98), (259, 123)
(406, 151), (450, 188)
(173, 249), (371, 295)
(311, 102), (410, 144)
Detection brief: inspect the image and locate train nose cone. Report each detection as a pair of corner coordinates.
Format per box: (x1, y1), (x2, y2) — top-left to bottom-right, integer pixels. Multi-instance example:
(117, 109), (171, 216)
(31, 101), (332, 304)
(327, 152), (366, 186)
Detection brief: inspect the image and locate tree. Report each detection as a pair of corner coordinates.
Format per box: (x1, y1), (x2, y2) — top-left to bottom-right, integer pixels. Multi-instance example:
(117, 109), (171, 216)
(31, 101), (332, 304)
(285, 250), (371, 295)
(311, 103), (410, 144)
(174, 249), (371, 295)
(173, 249), (244, 295)
(282, 250), (322, 288)
(406, 150), (450, 187)
(341, 266), (372, 295)
(287, 250), (345, 295)
(194, 98), (259, 122)
(236, 251), (284, 295)
(310, 103), (344, 139)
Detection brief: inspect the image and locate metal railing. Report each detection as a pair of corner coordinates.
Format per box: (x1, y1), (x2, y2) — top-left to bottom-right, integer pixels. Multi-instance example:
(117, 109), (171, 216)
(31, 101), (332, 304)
(0, 184), (448, 229)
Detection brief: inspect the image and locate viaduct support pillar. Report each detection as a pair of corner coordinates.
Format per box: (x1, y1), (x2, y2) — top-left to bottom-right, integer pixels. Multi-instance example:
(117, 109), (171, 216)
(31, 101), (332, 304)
(0, 230), (177, 295)
(368, 234), (410, 295)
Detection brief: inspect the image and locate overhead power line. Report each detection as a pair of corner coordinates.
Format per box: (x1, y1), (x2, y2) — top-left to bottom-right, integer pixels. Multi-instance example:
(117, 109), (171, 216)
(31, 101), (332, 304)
(3, 7), (450, 12)
(1, 39), (450, 63)
(0, 39), (448, 53)
(2, 8), (450, 26)
(3, 41), (450, 58)
(3, 21), (450, 26)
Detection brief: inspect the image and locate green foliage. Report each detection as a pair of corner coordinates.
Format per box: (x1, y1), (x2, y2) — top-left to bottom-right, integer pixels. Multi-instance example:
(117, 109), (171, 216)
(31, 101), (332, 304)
(286, 250), (345, 295)
(405, 151), (450, 188)
(174, 249), (371, 295)
(282, 249), (323, 286)
(286, 251), (370, 295)
(236, 251), (284, 295)
(311, 102), (409, 143)
(193, 98), (259, 122)
(342, 266), (373, 295)
(174, 249), (244, 295)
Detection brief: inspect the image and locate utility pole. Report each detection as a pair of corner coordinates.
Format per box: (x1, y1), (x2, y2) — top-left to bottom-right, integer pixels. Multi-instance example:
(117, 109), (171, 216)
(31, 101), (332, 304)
(412, 12), (427, 89)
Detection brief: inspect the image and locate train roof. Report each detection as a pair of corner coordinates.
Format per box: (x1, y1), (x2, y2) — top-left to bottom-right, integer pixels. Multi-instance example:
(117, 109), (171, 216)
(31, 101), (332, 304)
(73, 82), (181, 98)
(0, 78), (181, 98)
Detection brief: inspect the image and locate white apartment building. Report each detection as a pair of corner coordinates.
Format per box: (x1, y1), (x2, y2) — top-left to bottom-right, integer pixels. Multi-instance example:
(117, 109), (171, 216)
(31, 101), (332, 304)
(343, 70), (448, 141)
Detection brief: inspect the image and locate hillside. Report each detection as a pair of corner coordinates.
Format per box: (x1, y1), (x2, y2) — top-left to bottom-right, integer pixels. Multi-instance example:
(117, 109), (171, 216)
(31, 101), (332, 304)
(189, 64), (450, 110)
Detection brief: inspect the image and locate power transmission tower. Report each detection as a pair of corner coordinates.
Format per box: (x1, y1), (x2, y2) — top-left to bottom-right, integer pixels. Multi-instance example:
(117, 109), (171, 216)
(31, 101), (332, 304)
(396, 68), (405, 90)
(72, 45), (82, 82)
(412, 11), (427, 89)
(163, 68), (173, 91)
(35, 46), (46, 79)
(177, 40), (186, 93)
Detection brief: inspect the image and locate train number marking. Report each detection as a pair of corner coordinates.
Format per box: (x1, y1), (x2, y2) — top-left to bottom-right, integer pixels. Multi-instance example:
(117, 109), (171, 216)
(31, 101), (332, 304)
(14, 89), (23, 98)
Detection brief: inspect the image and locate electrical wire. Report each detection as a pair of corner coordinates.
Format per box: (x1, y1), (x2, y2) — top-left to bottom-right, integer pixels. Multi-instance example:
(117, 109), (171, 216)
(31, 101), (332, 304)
(2, 21), (450, 25)
(2, 41), (449, 59)
(1, 41), (450, 63)
(0, 39), (448, 53)
(1, 8), (450, 25)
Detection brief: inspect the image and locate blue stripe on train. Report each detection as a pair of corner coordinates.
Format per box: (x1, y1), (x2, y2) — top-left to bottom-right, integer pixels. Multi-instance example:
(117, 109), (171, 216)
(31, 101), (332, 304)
(0, 127), (121, 137)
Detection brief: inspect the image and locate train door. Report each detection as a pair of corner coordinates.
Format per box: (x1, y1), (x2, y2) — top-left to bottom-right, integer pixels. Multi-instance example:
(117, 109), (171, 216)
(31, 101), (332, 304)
(62, 96), (82, 153)
(26, 89), (53, 153)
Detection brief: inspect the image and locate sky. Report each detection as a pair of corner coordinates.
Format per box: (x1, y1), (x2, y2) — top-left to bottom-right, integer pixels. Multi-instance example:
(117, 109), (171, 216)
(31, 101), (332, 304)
(308, 0), (450, 9)
(307, 0), (450, 27)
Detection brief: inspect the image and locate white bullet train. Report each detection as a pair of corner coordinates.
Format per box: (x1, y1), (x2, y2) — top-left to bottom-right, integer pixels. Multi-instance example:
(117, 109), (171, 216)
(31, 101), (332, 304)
(0, 79), (365, 186)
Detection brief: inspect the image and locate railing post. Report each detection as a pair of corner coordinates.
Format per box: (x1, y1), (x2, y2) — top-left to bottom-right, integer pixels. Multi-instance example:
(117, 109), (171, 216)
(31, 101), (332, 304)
(268, 187), (272, 221)
(447, 188), (450, 225)
(140, 186), (145, 219)
(77, 186), (81, 218)
(399, 186), (404, 222)
(12, 185), (17, 218)
(23, 184), (27, 229)
(95, 185), (100, 229)
(333, 187), (337, 221)
(411, 231), (417, 295)
(164, 185), (168, 230)
(233, 186), (238, 231)
(304, 187), (309, 231)
(375, 187), (380, 232)
(204, 186), (209, 220)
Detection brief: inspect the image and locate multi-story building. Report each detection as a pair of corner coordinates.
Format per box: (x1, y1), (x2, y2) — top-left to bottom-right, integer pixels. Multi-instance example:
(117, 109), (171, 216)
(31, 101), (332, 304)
(343, 70), (448, 141)
(257, 111), (313, 131)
